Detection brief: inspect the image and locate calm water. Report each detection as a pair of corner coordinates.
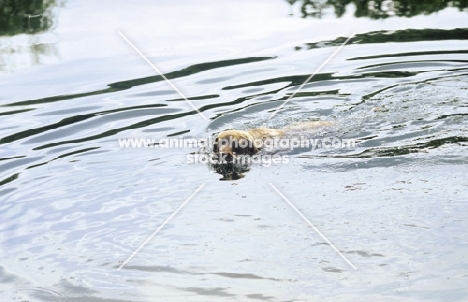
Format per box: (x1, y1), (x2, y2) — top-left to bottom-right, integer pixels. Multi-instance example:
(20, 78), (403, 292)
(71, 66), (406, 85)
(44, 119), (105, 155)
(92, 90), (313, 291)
(1, 0), (468, 301)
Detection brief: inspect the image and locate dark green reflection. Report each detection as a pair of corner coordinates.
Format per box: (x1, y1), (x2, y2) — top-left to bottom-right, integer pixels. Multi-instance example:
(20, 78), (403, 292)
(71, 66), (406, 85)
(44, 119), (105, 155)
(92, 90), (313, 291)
(0, 0), (63, 71)
(286, 0), (468, 19)
(0, 0), (60, 36)
(3, 56), (274, 107)
(297, 28), (468, 50)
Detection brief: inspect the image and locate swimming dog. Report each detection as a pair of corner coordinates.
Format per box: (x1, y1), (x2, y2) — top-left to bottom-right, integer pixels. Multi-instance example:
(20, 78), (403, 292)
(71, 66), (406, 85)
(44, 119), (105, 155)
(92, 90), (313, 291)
(213, 121), (333, 162)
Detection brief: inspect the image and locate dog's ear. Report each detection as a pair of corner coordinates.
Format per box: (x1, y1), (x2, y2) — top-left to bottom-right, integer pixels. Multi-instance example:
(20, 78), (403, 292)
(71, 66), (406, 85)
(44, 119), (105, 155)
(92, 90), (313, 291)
(248, 143), (259, 155)
(232, 138), (258, 156)
(236, 138), (258, 155)
(213, 137), (219, 153)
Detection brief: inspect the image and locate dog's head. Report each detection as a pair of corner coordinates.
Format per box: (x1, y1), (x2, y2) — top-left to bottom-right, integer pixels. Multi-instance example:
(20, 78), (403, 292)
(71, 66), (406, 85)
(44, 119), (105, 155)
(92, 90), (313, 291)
(213, 130), (259, 162)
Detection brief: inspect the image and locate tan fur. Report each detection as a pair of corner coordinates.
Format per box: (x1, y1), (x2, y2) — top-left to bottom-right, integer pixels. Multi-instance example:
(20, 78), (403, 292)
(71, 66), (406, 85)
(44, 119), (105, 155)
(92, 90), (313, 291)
(214, 120), (333, 160)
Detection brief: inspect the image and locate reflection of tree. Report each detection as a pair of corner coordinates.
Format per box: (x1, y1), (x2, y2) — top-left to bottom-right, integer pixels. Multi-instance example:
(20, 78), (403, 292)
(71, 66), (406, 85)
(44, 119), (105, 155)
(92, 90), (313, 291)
(288, 0), (468, 18)
(0, 0), (64, 71)
(0, 0), (63, 36)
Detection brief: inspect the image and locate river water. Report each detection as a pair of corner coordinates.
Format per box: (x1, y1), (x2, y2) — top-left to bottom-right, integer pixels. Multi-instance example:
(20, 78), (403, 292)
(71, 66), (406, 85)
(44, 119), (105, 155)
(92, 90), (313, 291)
(1, 0), (468, 301)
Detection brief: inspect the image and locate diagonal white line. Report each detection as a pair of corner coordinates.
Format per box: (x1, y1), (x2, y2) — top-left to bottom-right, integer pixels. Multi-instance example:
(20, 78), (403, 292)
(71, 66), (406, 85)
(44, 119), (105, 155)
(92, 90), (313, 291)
(269, 32), (356, 119)
(118, 31), (208, 120)
(269, 183), (357, 270)
(117, 183), (206, 271)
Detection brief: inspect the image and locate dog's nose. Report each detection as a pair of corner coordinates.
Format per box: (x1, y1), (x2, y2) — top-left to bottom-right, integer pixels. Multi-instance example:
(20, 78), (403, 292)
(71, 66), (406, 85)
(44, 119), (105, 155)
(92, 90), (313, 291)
(218, 152), (233, 162)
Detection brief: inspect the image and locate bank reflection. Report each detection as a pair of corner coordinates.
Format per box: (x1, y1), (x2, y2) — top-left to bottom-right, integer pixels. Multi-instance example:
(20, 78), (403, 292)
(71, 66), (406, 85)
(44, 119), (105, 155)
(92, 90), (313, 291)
(286, 0), (468, 18)
(0, 0), (62, 71)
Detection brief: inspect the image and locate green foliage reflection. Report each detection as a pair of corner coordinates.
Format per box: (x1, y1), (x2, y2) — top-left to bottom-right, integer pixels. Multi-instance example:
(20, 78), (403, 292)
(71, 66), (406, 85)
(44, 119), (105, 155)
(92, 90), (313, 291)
(286, 0), (468, 18)
(0, 0), (63, 36)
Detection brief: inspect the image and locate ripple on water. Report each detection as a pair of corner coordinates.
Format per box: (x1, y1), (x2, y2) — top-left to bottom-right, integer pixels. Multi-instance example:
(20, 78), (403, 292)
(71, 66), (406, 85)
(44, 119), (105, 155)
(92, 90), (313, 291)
(1, 21), (468, 301)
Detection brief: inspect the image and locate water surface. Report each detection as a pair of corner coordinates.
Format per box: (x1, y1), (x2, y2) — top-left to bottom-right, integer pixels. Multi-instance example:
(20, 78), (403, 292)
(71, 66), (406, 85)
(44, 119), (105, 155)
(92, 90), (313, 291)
(1, 0), (468, 301)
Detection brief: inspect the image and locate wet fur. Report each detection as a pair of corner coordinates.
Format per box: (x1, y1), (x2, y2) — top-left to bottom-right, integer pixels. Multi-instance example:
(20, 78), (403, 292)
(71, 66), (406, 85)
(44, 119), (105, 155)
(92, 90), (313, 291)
(213, 121), (332, 160)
